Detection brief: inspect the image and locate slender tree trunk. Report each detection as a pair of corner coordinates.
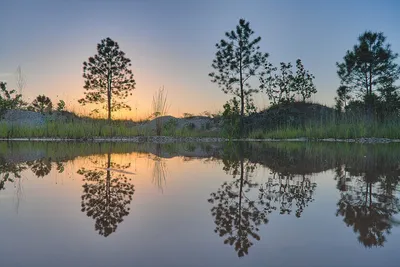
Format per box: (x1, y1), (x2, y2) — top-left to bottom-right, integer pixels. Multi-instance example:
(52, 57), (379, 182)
(239, 65), (244, 138)
(107, 69), (112, 123)
(369, 67), (373, 121)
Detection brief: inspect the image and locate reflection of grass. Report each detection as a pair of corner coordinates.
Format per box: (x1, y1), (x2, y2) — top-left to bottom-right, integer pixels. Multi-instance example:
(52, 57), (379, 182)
(250, 141), (400, 162)
(221, 141), (400, 176)
(152, 157), (167, 192)
(263, 142), (400, 175)
(0, 142), (224, 164)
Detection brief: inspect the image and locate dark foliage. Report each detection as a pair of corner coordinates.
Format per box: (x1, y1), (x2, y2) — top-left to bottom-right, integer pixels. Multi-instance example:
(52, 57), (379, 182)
(79, 38), (136, 121)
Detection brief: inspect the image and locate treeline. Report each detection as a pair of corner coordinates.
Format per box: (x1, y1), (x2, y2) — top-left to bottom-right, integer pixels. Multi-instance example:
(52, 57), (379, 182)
(2, 19), (399, 137)
(209, 20), (400, 137)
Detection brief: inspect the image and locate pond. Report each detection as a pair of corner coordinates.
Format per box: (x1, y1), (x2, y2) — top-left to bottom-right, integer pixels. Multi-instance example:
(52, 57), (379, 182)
(0, 141), (399, 267)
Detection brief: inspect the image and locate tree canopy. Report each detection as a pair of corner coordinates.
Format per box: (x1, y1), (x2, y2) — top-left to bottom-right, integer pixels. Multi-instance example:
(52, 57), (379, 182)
(336, 31), (400, 117)
(260, 59), (316, 105)
(29, 95), (53, 114)
(79, 37), (136, 121)
(209, 19), (269, 136)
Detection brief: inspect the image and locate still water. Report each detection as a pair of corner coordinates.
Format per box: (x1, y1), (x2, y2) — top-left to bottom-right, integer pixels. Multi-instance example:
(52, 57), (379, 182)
(0, 141), (399, 267)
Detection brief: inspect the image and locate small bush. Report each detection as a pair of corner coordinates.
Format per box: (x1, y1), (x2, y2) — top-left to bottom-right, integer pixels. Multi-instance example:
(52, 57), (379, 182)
(30, 95), (53, 114)
(57, 100), (66, 112)
(0, 82), (22, 116)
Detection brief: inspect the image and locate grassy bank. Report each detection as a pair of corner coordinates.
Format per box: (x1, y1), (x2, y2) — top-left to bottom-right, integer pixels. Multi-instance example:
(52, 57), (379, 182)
(0, 120), (219, 139)
(1, 111), (400, 140)
(248, 120), (400, 139)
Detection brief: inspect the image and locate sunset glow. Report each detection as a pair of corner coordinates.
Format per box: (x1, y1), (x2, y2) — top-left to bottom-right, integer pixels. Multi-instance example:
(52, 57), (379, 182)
(1, 0), (399, 120)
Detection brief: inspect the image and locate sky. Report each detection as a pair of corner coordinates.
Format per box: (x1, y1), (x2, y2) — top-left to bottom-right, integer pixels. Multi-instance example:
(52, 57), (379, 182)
(1, 0), (400, 119)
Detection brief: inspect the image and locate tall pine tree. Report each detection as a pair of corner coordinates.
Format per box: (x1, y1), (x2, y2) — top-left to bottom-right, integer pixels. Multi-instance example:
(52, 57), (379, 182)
(209, 19), (269, 136)
(79, 38), (136, 121)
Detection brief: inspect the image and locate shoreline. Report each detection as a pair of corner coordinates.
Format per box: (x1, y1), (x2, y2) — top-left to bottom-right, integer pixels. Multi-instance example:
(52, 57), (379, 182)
(0, 136), (399, 144)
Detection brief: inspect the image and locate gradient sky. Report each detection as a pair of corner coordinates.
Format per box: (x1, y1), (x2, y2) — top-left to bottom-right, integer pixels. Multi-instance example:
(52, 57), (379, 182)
(1, 0), (399, 119)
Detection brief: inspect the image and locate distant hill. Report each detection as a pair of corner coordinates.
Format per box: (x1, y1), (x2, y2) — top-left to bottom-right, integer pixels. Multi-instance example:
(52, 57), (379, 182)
(245, 102), (335, 131)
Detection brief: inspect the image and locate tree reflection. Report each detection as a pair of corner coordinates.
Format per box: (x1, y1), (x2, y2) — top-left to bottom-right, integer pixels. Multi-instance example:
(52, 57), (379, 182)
(259, 172), (316, 218)
(77, 152), (135, 237)
(26, 158), (52, 177)
(208, 144), (320, 257)
(208, 152), (272, 257)
(1, 158), (65, 212)
(336, 161), (400, 247)
(0, 158), (27, 190)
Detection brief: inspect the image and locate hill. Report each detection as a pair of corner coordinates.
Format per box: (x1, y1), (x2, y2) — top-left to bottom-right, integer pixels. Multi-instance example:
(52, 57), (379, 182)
(246, 102), (335, 131)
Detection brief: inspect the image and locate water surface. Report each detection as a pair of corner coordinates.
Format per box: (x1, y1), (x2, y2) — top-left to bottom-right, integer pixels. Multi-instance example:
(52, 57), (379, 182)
(1, 142), (399, 267)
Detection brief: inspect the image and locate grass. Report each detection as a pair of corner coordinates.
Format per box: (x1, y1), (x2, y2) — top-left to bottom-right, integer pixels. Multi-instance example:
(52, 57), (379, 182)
(1, 105), (400, 140)
(2, 118), (400, 140)
(248, 120), (400, 139)
(0, 119), (221, 139)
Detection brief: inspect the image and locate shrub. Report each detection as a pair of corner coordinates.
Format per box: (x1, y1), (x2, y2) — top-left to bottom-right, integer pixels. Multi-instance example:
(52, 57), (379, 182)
(57, 100), (66, 112)
(0, 82), (22, 116)
(30, 95), (53, 114)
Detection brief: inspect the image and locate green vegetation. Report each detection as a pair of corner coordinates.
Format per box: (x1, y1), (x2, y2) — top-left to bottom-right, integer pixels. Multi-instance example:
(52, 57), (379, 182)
(1, 27), (399, 141)
(0, 82), (23, 116)
(210, 19), (319, 138)
(209, 19), (268, 136)
(28, 95), (53, 114)
(151, 87), (169, 136)
(260, 59), (316, 105)
(0, 117), (219, 139)
(56, 100), (66, 112)
(336, 31), (400, 119)
(248, 119), (400, 139)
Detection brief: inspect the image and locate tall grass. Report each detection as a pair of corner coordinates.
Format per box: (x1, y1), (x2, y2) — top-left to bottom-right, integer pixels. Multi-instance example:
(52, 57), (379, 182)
(152, 87), (169, 136)
(0, 119), (221, 139)
(2, 118), (400, 139)
(2, 104), (400, 139)
(0, 120), (149, 139)
(248, 114), (400, 139)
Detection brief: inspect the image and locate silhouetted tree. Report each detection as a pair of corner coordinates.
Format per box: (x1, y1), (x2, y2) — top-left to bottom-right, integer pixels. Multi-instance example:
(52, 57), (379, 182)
(0, 82), (23, 116)
(336, 31), (400, 119)
(262, 62), (294, 105)
(261, 59), (316, 105)
(221, 97), (241, 137)
(29, 95), (53, 114)
(56, 100), (66, 112)
(209, 19), (269, 136)
(77, 152), (135, 237)
(79, 37), (136, 122)
(377, 74), (400, 118)
(335, 85), (352, 113)
(294, 59), (316, 102)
